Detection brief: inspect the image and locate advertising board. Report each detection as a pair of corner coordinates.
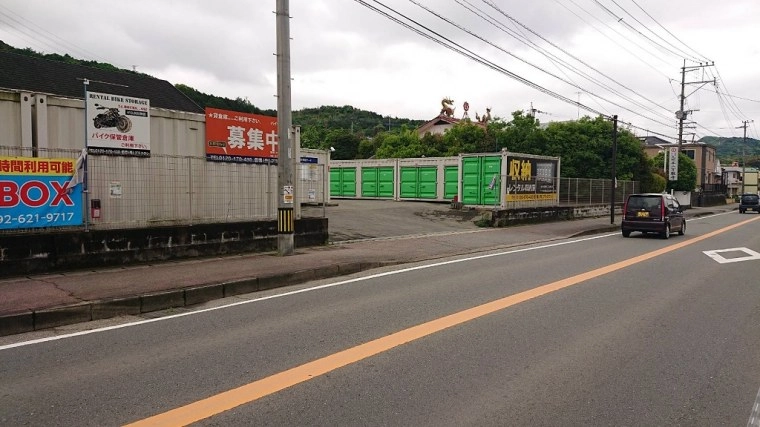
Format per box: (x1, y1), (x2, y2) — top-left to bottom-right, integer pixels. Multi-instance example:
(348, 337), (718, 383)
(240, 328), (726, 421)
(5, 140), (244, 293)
(205, 107), (279, 164)
(0, 157), (83, 230)
(505, 156), (559, 202)
(86, 91), (151, 157)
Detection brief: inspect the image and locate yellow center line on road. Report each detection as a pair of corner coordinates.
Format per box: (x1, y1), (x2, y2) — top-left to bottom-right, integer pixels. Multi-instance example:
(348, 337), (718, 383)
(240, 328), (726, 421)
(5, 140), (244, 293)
(125, 216), (759, 427)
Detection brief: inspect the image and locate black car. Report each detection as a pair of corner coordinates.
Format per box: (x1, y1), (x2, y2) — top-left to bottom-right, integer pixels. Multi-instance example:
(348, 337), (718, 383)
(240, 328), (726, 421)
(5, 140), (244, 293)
(621, 193), (685, 239)
(739, 193), (760, 214)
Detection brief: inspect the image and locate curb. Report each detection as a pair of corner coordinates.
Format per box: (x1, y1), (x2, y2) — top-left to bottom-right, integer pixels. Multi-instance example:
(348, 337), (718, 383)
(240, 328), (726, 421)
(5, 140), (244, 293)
(0, 261), (387, 337)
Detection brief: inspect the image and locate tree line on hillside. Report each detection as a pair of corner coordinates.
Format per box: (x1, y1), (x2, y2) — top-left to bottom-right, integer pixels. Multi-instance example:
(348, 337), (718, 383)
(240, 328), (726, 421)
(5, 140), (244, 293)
(4, 41), (709, 191)
(699, 136), (760, 168)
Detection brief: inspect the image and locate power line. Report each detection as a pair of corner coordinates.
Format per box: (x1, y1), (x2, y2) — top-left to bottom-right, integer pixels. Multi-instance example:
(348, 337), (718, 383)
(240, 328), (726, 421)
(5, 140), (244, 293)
(627, 0), (711, 62)
(353, 0), (678, 140)
(417, 0), (674, 126)
(475, 0), (674, 116)
(0, 4), (125, 68)
(564, 0), (673, 67)
(605, 0), (702, 62)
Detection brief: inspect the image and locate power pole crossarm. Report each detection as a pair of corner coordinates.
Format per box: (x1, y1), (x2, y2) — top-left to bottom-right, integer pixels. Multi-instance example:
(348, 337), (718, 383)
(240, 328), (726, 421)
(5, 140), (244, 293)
(676, 60), (715, 153)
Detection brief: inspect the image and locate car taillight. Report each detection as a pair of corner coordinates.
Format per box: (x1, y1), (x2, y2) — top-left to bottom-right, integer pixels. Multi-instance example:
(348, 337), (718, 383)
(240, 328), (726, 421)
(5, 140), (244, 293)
(661, 199), (665, 221)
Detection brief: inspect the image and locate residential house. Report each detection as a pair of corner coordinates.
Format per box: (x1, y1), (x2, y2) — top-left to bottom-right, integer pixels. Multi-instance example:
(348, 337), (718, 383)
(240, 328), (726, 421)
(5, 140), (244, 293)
(639, 136), (719, 190)
(721, 164), (759, 197)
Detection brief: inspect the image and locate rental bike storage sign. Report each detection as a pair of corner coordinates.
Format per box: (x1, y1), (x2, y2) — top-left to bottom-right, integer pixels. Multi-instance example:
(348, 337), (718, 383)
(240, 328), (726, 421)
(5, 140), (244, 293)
(0, 157), (83, 230)
(87, 91), (151, 157)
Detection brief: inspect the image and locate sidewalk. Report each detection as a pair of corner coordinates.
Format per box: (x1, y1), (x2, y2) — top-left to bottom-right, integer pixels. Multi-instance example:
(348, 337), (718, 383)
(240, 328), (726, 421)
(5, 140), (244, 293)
(0, 206), (731, 336)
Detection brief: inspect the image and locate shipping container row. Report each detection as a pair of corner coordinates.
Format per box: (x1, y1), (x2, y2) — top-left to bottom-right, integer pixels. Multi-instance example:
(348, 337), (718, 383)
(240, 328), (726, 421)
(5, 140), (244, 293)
(330, 152), (562, 208)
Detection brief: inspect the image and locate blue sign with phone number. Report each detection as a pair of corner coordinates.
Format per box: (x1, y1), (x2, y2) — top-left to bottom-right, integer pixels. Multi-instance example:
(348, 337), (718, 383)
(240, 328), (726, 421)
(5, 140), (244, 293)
(0, 175), (83, 230)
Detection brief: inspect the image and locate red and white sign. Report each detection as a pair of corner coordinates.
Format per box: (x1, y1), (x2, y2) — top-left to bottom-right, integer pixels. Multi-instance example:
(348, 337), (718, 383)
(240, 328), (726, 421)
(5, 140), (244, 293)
(205, 107), (278, 164)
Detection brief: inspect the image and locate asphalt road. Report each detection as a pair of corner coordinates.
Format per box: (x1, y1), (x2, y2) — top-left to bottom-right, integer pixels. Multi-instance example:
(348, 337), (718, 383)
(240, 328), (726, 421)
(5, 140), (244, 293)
(1, 210), (759, 426)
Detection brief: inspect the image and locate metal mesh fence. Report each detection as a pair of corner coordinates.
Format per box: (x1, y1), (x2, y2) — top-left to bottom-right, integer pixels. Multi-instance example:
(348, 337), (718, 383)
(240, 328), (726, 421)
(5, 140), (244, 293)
(87, 154), (279, 228)
(558, 177), (639, 206)
(1, 146), (326, 233)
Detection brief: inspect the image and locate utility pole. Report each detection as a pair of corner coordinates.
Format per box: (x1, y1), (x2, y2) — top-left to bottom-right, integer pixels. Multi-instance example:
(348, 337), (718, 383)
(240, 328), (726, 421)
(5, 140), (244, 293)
(676, 60), (715, 154)
(610, 115), (618, 225)
(737, 120), (753, 195)
(276, 0), (295, 255)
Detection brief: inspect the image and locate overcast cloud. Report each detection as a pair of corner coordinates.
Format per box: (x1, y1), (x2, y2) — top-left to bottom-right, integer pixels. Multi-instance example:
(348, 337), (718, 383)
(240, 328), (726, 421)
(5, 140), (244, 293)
(1, 0), (758, 140)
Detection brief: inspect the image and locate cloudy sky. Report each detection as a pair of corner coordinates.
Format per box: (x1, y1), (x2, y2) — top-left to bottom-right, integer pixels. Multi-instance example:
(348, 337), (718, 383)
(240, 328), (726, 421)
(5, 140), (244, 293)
(1, 0), (758, 141)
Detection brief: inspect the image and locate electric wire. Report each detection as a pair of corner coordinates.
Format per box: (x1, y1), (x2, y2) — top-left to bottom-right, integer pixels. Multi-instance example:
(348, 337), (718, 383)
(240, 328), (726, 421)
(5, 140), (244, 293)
(606, 0), (703, 62)
(628, 0), (711, 62)
(0, 5), (106, 62)
(476, 0), (673, 115)
(438, 0), (673, 123)
(553, 0), (671, 81)
(354, 0), (678, 140)
(592, 0), (689, 61)
(0, 4), (128, 69)
(563, 0), (673, 67)
(409, 0), (675, 129)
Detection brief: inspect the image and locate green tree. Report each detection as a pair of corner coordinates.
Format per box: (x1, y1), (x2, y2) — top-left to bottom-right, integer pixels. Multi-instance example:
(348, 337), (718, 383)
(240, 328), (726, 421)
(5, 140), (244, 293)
(540, 117), (650, 183)
(442, 121), (489, 155)
(498, 111), (545, 153)
(325, 129), (361, 160)
(375, 130), (426, 158)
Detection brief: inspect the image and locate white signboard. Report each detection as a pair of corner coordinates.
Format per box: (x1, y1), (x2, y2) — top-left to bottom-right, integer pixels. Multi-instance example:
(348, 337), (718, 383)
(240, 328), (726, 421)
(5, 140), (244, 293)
(668, 147), (679, 181)
(87, 91), (150, 157)
(283, 185), (294, 204)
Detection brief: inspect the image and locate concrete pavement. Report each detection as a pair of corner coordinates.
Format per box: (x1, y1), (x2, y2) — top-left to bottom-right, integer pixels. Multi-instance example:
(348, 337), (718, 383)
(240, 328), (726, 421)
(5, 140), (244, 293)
(0, 204), (733, 337)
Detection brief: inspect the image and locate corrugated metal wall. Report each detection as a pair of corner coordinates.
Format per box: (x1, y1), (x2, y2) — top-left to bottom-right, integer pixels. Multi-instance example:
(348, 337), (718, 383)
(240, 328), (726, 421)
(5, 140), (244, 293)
(0, 90), (330, 232)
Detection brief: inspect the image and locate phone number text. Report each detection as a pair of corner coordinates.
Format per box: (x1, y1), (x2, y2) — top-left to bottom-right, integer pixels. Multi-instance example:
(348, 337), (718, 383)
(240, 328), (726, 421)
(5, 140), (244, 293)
(0, 212), (76, 226)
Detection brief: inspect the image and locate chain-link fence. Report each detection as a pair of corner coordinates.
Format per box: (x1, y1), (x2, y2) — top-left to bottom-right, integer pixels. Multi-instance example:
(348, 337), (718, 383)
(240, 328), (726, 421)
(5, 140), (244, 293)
(558, 177), (639, 206)
(493, 176), (638, 209)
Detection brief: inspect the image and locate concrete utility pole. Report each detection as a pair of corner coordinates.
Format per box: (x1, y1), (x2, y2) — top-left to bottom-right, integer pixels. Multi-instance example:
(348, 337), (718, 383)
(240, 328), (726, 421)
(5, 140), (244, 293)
(610, 115), (618, 225)
(276, 0), (295, 255)
(737, 120), (753, 195)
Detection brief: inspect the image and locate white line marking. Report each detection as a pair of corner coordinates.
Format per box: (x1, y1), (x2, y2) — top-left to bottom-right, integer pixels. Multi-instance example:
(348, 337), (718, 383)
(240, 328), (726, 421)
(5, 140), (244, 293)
(0, 233), (617, 351)
(703, 247), (760, 264)
(748, 386), (760, 426)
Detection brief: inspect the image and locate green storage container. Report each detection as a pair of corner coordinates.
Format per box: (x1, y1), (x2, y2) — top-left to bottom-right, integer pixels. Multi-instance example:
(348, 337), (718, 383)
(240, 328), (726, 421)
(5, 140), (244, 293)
(400, 166), (437, 199)
(361, 167), (394, 198)
(461, 156), (501, 206)
(444, 165), (458, 200)
(329, 167), (357, 197)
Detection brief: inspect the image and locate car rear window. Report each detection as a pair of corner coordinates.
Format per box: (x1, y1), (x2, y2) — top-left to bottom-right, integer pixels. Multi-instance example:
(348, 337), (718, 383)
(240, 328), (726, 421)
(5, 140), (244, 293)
(741, 194), (759, 203)
(627, 196), (661, 210)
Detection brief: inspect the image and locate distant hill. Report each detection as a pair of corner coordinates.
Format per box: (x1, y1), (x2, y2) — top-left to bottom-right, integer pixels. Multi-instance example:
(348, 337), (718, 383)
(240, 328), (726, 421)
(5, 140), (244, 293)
(699, 136), (760, 164)
(0, 41), (423, 139)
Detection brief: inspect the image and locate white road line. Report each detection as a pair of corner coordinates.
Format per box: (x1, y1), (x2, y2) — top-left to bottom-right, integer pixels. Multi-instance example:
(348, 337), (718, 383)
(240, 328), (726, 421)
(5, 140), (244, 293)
(0, 233), (616, 351)
(748, 387), (760, 427)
